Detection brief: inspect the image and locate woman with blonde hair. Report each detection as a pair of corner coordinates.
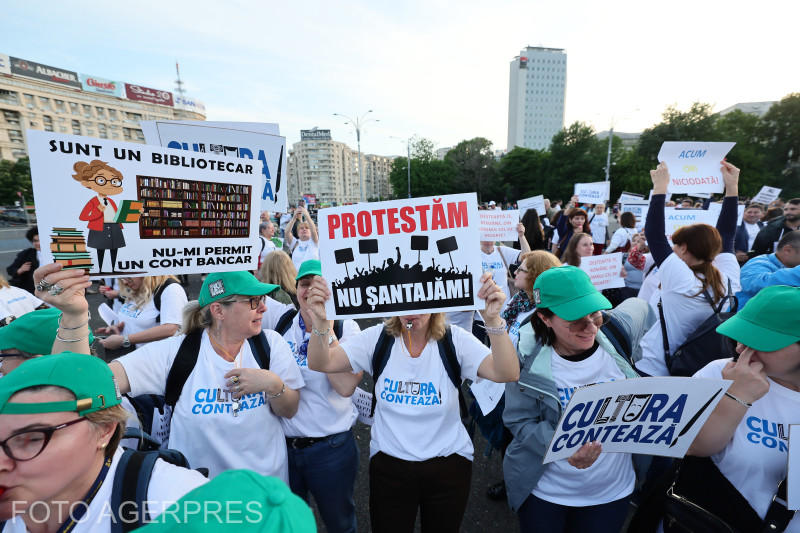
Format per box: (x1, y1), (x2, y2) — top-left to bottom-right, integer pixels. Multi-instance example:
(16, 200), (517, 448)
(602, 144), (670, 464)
(257, 250), (298, 306)
(0, 274), (44, 325)
(97, 275), (187, 351)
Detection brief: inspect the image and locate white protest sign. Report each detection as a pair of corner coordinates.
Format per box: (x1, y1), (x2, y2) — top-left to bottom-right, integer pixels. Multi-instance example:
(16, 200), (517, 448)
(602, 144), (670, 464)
(318, 193), (482, 320)
(657, 141), (735, 194)
(621, 202), (649, 229)
(517, 195), (546, 217)
(789, 425), (800, 510)
(28, 131), (260, 279)
(648, 189), (673, 203)
(479, 209), (519, 242)
(470, 379), (505, 416)
(706, 202), (746, 226)
(352, 387), (374, 426)
(574, 181), (610, 204)
(617, 192), (644, 204)
(141, 121), (288, 212)
(579, 252), (625, 290)
(543, 377), (731, 463)
(97, 302), (119, 326)
(664, 208), (718, 241)
(752, 186), (782, 205)
(688, 192), (711, 199)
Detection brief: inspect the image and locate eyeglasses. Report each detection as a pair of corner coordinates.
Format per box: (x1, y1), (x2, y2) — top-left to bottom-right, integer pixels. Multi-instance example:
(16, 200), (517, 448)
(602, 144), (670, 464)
(0, 418), (87, 461)
(227, 295), (266, 310)
(89, 176), (122, 187)
(565, 311), (604, 332)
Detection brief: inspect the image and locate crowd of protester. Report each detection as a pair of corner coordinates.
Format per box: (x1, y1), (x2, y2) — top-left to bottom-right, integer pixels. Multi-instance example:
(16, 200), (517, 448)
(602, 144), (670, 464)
(1, 161), (799, 532)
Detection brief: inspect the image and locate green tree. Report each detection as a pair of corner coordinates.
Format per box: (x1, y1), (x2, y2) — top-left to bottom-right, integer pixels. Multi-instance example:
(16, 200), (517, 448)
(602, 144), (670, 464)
(0, 157), (32, 205)
(758, 93), (800, 197)
(636, 103), (716, 163)
(409, 136), (436, 162)
(495, 146), (550, 202)
(545, 122), (607, 201)
(389, 157), (457, 198)
(444, 137), (495, 202)
(714, 110), (769, 197)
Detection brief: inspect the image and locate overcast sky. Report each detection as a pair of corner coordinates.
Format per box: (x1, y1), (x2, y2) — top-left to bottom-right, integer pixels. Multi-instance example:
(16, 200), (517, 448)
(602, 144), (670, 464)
(3, 0), (798, 156)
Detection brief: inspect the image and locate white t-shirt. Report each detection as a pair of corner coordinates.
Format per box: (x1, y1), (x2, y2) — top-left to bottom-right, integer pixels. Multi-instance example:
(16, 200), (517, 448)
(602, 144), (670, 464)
(340, 324), (490, 461)
(117, 329), (304, 480)
(0, 286), (42, 321)
(481, 246), (519, 306)
(607, 227), (635, 253)
(533, 345), (636, 505)
(261, 295), (297, 331)
(694, 359), (800, 531)
(744, 222), (761, 251)
(259, 236), (277, 263)
(117, 282), (187, 345)
(290, 239), (319, 271)
(636, 253), (741, 377)
(2, 447), (207, 532)
(280, 313), (361, 438)
(589, 212), (608, 245)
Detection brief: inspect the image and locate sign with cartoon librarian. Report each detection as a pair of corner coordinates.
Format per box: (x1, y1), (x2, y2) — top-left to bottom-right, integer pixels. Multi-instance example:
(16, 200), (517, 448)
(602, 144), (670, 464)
(318, 193), (483, 320)
(28, 131), (261, 278)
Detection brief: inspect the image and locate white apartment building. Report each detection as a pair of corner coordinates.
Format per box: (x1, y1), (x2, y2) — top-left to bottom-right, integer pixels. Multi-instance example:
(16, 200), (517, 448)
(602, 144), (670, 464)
(507, 46), (567, 151)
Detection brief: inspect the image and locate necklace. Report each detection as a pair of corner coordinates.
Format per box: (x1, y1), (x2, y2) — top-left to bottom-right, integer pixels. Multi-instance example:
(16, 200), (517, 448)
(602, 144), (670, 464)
(208, 331), (243, 362)
(403, 329), (425, 358)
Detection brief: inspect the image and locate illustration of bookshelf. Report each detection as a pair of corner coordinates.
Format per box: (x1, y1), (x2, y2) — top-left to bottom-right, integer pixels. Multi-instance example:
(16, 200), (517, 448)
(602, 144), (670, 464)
(137, 176), (251, 239)
(50, 228), (93, 270)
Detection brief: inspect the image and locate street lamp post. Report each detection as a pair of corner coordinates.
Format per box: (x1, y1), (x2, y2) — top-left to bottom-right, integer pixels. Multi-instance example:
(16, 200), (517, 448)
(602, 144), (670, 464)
(333, 110), (379, 202)
(390, 135), (413, 198)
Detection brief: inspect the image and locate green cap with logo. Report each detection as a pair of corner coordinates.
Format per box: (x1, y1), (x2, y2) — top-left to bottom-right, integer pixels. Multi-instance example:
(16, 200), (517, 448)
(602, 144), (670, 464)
(137, 469), (316, 532)
(199, 271), (279, 308)
(717, 285), (800, 352)
(0, 351), (120, 415)
(0, 308), (95, 355)
(532, 265), (611, 320)
(295, 259), (322, 281)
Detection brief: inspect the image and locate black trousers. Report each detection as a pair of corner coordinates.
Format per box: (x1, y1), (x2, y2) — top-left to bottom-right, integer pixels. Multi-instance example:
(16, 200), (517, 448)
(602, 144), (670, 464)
(369, 451), (472, 533)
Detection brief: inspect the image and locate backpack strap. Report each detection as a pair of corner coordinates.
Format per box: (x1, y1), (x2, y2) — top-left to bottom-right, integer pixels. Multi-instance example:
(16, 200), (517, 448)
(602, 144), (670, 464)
(657, 298), (671, 367)
(152, 278), (179, 323)
(332, 320), (344, 340)
(601, 312), (633, 363)
(164, 329), (204, 408)
(274, 309), (298, 335)
(247, 331), (271, 370)
(369, 328), (395, 417)
(110, 450), (160, 532)
(762, 476), (794, 533)
(436, 326), (462, 391)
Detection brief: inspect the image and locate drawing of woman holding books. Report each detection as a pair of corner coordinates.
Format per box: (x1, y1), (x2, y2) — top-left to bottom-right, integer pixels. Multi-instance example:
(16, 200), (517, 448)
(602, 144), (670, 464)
(72, 160), (128, 273)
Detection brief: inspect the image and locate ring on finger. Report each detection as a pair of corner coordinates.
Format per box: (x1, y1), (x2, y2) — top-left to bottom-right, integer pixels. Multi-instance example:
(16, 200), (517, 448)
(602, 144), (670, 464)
(48, 284), (65, 296)
(36, 279), (54, 292)
(231, 376), (239, 384)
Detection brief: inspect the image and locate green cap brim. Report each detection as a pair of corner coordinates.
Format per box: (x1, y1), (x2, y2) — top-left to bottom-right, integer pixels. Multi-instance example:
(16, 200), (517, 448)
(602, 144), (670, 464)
(717, 314), (800, 352)
(549, 290), (612, 321)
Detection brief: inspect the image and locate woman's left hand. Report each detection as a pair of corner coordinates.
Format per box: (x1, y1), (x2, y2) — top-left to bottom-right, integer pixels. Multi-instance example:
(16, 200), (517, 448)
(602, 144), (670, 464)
(517, 223), (525, 235)
(225, 368), (281, 400)
(100, 334), (124, 350)
(567, 441), (602, 469)
(33, 263), (92, 315)
(478, 271), (505, 322)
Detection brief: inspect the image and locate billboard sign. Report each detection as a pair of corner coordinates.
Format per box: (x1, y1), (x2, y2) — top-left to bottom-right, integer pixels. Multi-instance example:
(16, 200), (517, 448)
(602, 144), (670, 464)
(300, 129), (331, 141)
(80, 74), (123, 97)
(10, 56), (81, 88)
(124, 83), (174, 106)
(174, 95), (206, 114)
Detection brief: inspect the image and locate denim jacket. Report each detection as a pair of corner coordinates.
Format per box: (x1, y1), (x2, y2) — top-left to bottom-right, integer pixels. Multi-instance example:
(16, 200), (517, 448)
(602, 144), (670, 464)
(502, 298), (655, 512)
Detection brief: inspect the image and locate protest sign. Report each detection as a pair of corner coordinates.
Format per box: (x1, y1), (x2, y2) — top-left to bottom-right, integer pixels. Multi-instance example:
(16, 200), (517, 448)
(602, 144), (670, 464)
(543, 377), (730, 463)
(789, 425), (800, 510)
(579, 253), (625, 290)
(664, 208), (718, 241)
(141, 121), (287, 212)
(517, 195), (546, 217)
(574, 181), (610, 204)
(28, 131), (260, 279)
(648, 189), (672, 203)
(303, 193), (317, 206)
(704, 202), (746, 227)
(688, 192), (711, 199)
(479, 209), (519, 242)
(617, 192), (644, 205)
(621, 202), (649, 229)
(352, 387), (374, 426)
(318, 193), (482, 320)
(751, 185), (782, 205)
(657, 142), (735, 194)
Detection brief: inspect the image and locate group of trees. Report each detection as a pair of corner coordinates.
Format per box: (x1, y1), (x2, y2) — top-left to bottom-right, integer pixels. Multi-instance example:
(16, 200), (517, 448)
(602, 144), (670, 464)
(0, 157), (31, 206)
(389, 93), (800, 204)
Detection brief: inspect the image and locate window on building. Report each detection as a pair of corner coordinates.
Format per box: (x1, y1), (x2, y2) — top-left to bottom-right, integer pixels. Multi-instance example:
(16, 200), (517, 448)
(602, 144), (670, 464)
(69, 102), (80, 115)
(98, 123), (107, 139)
(43, 115), (54, 132)
(8, 130), (24, 143)
(71, 120), (81, 135)
(3, 110), (21, 125)
(39, 97), (52, 110)
(82, 104), (93, 118)
(123, 127), (132, 140)
(108, 108), (118, 121)
(54, 99), (66, 112)
(23, 94), (35, 109)
(133, 129), (144, 141)
(96, 106), (105, 118)
(0, 89), (19, 105)
(125, 112), (143, 121)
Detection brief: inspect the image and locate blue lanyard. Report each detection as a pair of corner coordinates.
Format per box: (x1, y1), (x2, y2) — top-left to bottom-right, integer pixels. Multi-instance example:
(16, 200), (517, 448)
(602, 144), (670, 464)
(56, 456), (113, 533)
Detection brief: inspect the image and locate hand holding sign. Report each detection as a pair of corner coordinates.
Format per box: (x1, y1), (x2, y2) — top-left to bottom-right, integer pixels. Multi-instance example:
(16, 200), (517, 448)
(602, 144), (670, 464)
(720, 160), (740, 195)
(650, 162), (671, 194)
(477, 271), (506, 319)
(657, 142), (735, 194)
(567, 442), (602, 469)
(306, 275), (331, 324)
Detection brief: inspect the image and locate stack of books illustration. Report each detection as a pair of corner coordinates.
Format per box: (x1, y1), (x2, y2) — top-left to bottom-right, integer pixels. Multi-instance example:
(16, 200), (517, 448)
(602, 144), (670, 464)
(50, 228), (93, 270)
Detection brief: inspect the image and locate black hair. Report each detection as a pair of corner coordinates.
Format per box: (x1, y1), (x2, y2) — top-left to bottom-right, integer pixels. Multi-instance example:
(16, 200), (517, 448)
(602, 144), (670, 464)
(25, 225), (38, 242)
(531, 308), (556, 346)
(778, 230), (800, 251)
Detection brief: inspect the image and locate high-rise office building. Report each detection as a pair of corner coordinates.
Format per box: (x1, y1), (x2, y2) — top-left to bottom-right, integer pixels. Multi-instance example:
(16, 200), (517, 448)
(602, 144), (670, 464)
(507, 46), (567, 151)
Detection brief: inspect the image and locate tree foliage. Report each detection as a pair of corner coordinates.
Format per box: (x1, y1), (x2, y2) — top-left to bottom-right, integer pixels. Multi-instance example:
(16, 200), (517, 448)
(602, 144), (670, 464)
(444, 137), (495, 202)
(0, 157), (32, 205)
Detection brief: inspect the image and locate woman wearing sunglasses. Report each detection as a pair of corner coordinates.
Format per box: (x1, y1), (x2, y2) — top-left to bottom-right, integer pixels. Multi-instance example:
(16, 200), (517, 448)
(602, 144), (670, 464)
(0, 352), (207, 531)
(108, 271), (304, 481)
(503, 265), (653, 533)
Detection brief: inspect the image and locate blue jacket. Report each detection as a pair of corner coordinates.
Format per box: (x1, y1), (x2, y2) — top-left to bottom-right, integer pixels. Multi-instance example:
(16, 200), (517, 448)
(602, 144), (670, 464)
(502, 298), (655, 512)
(734, 220), (763, 254)
(737, 253), (800, 308)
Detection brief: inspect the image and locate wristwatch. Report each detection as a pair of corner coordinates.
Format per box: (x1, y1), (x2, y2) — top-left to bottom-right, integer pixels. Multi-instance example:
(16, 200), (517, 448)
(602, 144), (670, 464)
(122, 335), (131, 348)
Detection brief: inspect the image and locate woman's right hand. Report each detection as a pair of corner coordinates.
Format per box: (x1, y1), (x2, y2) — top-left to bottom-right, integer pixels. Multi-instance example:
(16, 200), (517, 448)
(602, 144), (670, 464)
(567, 441), (602, 469)
(722, 346), (769, 404)
(650, 162), (670, 194)
(307, 276), (331, 324)
(33, 263), (92, 316)
(95, 322), (124, 336)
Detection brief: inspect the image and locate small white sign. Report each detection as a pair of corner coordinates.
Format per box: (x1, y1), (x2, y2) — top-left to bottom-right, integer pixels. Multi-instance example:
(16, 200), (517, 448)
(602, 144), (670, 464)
(517, 195), (546, 217)
(621, 202), (649, 229)
(579, 252), (625, 290)
(574, 181), (610, 204)
(657, 141), (736, 194)
(751, 186), (782, 205)
(351, 387), (374, 426)
(479, 210), (519, 242)
(617, 192), (645, 204)
(664, 208), (718, 241)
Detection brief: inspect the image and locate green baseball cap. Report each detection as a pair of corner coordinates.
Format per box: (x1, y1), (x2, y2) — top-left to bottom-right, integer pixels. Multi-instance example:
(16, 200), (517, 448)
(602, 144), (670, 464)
(717, 285), (800, 352)
(199, 271), (279, 307)
(532, 265), (611, 321)
(137, 470), (315, 532)
(0, 352), (120, 415)
(295, 259), (321, 281)
(0, 308), (94, 355)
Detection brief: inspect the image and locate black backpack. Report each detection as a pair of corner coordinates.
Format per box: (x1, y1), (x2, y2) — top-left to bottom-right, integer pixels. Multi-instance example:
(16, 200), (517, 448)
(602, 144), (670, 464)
(152, 278), (179, 324)
(273, 308), (344, 340)
(659, 279), (738, 377)
(368, 326), (470, 428)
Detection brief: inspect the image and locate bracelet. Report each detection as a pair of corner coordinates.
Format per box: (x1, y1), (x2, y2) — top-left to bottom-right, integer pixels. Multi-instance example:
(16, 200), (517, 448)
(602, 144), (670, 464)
(484, 319), (508, 336)
(267, 382), (286, 399)
(58, 312), (91, 330)
(55, 332), (89, 343)
(311, 326), (330, 337)
(724, 391), (752, 408)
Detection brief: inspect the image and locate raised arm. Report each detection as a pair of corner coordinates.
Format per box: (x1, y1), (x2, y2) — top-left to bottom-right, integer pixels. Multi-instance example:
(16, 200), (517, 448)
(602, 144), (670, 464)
(305, 276), (355, 374)
(35, 263), (93, 356)
(476, 272), (521, 382)
(716, 161), (740, 254)
(517, 223), (531, 253)
(284, 210), (299, 246)
(644, 162), (672, 266)
(301, 207), (319, 244)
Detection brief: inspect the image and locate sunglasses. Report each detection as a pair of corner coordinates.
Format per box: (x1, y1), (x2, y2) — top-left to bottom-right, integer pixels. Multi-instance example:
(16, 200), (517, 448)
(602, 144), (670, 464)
(0, 418), (87, 461)
(564, 311), (604, 332)
(226, 295), (266, 310)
